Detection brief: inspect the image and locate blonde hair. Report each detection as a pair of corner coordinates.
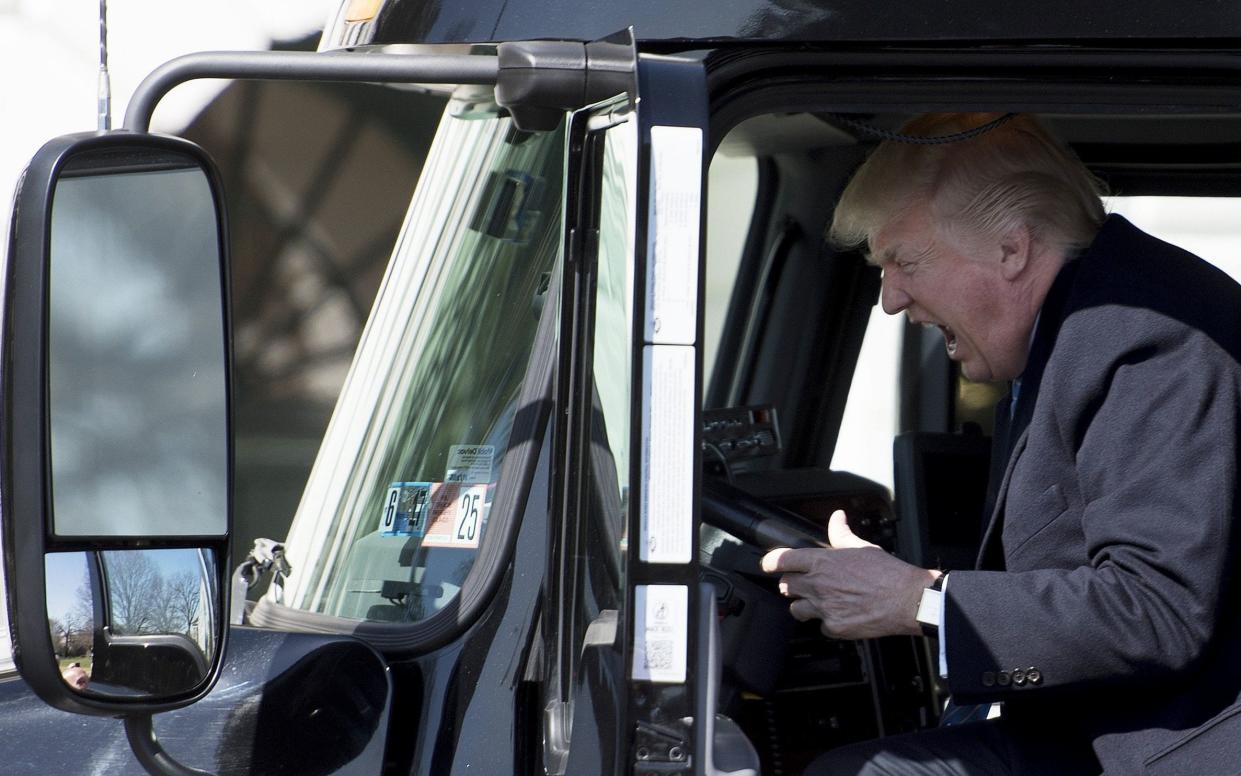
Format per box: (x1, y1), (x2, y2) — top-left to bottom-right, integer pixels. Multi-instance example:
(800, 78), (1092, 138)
(829, 113), (1106, 258)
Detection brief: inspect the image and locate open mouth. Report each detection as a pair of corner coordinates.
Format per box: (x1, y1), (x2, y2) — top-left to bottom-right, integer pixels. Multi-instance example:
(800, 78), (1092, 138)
(938, 325), (958, 357)
(918, 320), (959, 358)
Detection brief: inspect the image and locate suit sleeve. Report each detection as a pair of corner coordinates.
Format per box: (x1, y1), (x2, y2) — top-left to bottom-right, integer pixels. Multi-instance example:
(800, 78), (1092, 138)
(944, 332), (1240, 704)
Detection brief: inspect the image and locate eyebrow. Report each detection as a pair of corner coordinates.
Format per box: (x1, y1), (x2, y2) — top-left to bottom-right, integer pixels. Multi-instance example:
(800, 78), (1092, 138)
(869, 245), (899, 267)
(871, 242), (932, 267)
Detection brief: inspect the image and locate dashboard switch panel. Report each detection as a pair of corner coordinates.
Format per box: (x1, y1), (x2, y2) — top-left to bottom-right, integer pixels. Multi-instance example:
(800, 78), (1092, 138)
(702, 405), (782, 465)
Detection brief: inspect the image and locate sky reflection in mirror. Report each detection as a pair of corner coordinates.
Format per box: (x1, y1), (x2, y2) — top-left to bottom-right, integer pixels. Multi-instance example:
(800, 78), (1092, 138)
(48, 163), (227, 537)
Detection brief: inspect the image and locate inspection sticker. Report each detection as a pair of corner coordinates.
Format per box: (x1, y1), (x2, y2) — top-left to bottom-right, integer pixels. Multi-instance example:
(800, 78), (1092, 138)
(379, 482), (432, 536)
(422, 482), (488, 549)
(446, 444), (495, 485)
(632, 584), (688, 683)
(639, 345), (695, 564)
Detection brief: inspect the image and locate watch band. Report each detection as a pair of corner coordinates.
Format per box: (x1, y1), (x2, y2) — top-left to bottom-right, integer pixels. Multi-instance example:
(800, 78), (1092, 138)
(916, 572), (948, 637)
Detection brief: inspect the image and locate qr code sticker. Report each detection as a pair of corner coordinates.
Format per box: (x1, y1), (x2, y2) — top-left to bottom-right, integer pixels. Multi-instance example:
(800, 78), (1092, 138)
(644, 640), (674, 671)
(633, 585), (687, 682)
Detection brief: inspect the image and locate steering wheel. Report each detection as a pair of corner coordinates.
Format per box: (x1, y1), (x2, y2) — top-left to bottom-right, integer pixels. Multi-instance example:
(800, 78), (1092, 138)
(701, 478), (829, 551)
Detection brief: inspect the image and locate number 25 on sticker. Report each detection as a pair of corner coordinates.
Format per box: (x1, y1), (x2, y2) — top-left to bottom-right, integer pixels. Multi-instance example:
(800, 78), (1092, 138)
(453, 485), (485, 546)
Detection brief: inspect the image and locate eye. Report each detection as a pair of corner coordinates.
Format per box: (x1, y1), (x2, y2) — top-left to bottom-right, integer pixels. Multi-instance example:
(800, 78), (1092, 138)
(895, 259), (916, 274)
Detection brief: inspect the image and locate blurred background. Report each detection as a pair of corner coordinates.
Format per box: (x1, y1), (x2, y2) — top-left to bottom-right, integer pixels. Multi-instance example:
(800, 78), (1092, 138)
(1, 0), (444, 601)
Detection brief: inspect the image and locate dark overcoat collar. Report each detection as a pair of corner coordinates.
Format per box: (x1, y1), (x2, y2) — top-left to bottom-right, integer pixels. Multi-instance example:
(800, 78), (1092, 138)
(973, 216), (1129, 568)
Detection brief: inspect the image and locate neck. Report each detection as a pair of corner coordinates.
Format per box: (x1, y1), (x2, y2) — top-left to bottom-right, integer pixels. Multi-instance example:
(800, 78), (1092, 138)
(1020, 245), (1069, 330)
(1001, 245), (1069, 380)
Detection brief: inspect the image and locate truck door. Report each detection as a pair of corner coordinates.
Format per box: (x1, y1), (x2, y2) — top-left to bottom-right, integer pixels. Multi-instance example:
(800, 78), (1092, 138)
(544, 53), (715, 776)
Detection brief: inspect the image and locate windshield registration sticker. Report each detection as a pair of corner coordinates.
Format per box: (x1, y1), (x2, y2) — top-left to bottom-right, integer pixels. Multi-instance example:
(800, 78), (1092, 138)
(422, 482), (488, 549)
(446, 444), (495, 484)
(379, 481), (488, 547)
(379, 482), (432, 536)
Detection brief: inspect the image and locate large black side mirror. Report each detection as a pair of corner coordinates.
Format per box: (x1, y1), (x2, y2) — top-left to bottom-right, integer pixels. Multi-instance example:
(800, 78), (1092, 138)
(3, 131), (231, 719)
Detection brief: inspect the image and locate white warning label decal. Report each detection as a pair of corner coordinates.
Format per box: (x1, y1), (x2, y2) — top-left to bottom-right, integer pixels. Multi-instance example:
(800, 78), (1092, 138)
(644, 125), (701, 346)
(632, 584), (688, 683)
(640, 345), (694, 564)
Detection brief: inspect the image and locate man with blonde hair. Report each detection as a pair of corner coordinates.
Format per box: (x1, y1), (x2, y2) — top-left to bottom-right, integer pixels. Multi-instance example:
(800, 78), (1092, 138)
(763, 113), (1241, 774)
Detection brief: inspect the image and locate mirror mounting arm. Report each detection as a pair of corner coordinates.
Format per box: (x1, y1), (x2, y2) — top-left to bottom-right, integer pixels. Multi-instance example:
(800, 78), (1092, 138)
(123, 50), (501, 132)
(125, 715), (214, 776)
(123, 43), (638, 134)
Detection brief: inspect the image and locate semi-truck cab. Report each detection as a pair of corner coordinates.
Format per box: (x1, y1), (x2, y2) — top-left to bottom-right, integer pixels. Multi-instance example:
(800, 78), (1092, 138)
(7, 1), (1241, 774)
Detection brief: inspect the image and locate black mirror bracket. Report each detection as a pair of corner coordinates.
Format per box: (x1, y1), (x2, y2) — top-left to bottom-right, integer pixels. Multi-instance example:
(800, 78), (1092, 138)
(125, 715), (213, 776)
(494, 37), (637, 130)
(122, 51), (499, 132)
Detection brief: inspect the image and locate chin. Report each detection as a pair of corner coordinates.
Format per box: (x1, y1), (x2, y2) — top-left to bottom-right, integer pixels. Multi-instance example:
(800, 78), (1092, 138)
(960, 363), (998, 384)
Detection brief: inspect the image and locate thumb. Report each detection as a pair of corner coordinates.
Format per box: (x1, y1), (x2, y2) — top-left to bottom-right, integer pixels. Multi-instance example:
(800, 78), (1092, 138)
(827, 510), (876, 549)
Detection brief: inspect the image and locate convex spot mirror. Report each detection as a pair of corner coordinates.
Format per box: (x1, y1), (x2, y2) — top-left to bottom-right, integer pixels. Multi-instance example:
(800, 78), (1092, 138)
(4, 132), (232, 717)
(48, 549), (219, 698)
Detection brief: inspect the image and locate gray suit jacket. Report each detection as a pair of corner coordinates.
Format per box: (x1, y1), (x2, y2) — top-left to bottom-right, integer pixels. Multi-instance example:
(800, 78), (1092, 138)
(944, 215), (1241, 775)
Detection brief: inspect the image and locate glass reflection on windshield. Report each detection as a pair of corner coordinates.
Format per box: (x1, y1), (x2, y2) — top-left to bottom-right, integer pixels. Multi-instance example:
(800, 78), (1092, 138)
(272, 114), (564, 624)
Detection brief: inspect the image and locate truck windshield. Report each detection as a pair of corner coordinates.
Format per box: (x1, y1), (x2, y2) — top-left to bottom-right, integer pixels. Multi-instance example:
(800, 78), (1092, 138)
(266, 106), (563, 624)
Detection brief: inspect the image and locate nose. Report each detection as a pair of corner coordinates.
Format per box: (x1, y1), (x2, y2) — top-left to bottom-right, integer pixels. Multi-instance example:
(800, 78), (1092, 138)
(880, 270), (911, 315)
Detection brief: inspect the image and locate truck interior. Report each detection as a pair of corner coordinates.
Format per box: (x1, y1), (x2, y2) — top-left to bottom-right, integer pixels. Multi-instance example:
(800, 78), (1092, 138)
(694, 82), (1241, 772)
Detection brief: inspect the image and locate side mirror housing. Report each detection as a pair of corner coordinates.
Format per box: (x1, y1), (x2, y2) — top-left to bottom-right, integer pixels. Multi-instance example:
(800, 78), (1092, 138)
(4, 131), (232, 717)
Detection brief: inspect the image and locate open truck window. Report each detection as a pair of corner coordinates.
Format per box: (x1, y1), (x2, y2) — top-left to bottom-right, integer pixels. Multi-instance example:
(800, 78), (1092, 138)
(697, 106), (1241, 773)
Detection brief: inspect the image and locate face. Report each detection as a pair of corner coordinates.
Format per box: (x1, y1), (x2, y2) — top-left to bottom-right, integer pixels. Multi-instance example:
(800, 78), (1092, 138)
(61, 666), (89, 691)
(872, 206), (1036, 383)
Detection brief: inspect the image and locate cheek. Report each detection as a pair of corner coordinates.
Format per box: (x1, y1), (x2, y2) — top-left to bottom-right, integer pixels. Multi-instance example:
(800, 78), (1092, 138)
(960, 297), (1026, 378)
(953, 277), (1004, 338)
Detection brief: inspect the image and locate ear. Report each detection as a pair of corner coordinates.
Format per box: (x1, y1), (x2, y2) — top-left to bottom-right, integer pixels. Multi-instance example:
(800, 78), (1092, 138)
(998, 223), (1032, 281)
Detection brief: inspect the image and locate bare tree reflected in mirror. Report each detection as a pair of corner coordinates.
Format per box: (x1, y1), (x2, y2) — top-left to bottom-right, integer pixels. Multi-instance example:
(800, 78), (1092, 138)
(167, 571), (203, 640)
(101, 551), (164, 636)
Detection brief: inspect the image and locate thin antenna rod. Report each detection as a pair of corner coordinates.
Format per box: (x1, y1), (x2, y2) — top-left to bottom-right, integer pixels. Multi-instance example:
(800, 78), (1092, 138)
(97, 0), (111, 131)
